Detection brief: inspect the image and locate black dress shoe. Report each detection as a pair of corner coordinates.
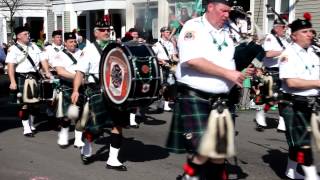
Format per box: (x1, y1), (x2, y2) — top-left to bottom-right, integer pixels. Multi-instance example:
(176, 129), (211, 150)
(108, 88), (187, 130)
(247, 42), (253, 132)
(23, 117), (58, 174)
(59, 144), (68, 149)
(24, 133), (34, 137)
(255, 124), (265, 132)
(277, 129), (286, 133)
(106, 164), (127, 171)
(81, 154), (93, 165)
(129, 125), (139, 129)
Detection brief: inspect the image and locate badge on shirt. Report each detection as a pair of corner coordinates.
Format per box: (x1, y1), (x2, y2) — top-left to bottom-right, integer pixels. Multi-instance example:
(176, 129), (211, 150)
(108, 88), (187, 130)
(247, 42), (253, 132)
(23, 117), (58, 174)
(266, 38), (271, 42)
(279, 53), (288, 63)
(184, 31), (195, 40)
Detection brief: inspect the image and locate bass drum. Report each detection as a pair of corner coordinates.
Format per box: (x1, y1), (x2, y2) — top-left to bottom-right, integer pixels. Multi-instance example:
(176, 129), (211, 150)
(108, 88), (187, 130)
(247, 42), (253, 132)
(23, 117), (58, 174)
(100, 42), (161, 110)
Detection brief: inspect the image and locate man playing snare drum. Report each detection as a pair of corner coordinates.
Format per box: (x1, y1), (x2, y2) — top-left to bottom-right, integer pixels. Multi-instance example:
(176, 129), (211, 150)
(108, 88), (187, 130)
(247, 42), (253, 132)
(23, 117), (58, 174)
(152, 26), (179, 112)
(71, 20), (128, 171)
(52, 32), (84, 148)
(6, 26), (51, 137)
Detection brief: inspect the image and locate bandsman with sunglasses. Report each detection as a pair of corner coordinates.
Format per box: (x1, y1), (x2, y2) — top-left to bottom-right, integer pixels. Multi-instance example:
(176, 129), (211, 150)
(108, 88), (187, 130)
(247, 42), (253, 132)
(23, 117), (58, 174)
(71, 20), (129, 171)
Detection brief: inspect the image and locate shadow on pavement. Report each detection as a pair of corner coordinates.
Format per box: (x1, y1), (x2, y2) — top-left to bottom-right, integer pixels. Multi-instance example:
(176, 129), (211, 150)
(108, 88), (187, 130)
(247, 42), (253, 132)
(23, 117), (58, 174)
(262, 149), (288, 179)
(141, 115), (166, 126)
(93, 136), (169, 163)
(227, 157), (249, 179)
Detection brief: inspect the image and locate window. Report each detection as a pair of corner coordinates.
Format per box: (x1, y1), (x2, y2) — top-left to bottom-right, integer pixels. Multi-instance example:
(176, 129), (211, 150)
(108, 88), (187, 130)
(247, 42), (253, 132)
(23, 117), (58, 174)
(56, 15), (62, 30)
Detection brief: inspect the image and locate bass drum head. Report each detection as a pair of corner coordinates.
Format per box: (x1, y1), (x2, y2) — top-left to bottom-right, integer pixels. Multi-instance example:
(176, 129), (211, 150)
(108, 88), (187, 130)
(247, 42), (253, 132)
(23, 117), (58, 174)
(100, 43), (132, 106)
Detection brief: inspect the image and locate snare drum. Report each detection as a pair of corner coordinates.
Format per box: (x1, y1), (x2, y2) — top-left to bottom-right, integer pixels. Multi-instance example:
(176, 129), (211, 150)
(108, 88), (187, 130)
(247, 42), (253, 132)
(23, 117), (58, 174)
(39, 78), (60, 101)
(100, 42), (161, 110)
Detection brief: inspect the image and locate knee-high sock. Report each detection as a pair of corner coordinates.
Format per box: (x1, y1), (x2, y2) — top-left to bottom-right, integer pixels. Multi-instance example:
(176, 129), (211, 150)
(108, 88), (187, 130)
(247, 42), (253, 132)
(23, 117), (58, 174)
(302, 165), (320, 180)
(182, 159), (204, 177)
(285, 157), (304, 179)
(256, 109), (266, 126)
(29, 115), (36, 131)
(22, 119), (32, 134)
(129, 113), (138, 126)
(205, 161), (228, 180)
(57, 127), (69, 146)
(74, 130), (85, 147)
(81, 138), (92, 157)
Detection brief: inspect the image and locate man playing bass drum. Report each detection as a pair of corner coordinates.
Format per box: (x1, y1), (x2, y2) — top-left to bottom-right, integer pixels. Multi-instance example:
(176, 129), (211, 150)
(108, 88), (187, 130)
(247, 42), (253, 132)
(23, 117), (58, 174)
(71, 20), (128, 171)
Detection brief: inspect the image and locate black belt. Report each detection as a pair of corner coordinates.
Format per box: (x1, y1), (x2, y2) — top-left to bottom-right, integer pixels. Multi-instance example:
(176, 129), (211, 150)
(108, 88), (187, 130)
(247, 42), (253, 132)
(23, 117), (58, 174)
(265, 67), (279, 71)
(282, 93), (319, 103)
(177, 82), (228, 100)
(16, 72), (39, 79)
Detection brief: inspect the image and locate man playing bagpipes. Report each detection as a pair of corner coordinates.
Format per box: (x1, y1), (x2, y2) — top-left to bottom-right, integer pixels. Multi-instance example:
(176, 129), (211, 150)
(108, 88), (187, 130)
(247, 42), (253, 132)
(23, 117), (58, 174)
(254, 19), (289, 132)
(70, 20), (128, 171)
(166, 1), (254, 179)
(6, 26), (51, 137)
(278, 14), (320, 180)
(52, 32), (84, 148)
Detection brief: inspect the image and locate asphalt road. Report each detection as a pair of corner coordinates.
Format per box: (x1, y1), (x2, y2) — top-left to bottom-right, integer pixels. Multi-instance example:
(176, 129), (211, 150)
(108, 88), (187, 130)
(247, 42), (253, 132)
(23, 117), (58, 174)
(0, 74), (319, 180)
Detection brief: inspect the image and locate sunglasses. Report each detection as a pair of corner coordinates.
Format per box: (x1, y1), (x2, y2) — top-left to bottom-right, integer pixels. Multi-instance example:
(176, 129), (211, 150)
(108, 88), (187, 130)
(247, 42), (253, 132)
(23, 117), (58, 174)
(96, 28), (110, 32)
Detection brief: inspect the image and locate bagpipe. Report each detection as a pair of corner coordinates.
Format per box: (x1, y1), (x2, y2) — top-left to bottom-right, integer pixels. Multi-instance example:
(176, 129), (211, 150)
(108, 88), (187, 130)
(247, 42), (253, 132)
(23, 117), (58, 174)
(227, 6), (266, 71)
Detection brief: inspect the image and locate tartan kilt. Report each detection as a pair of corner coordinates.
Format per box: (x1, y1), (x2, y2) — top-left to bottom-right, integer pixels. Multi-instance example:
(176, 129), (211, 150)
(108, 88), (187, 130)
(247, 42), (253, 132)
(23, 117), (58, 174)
(166, 93), (211, 154)
(279, 100), (312, 147)
(83, 84), (129, 135)
(61, 85), (73, 116)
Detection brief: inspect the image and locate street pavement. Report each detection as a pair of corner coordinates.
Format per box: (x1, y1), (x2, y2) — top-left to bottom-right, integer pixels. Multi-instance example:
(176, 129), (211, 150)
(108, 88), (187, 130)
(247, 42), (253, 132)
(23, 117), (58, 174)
(0, 74), (319, 180)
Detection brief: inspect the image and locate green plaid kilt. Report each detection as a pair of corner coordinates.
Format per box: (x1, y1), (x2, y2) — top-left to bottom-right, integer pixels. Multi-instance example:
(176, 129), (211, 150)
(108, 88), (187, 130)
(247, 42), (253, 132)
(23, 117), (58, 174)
(166, 89), (224, 154)
(83, 84), (129, 135)
(279, 98), (312, 147)
(61, 84), (73, 116)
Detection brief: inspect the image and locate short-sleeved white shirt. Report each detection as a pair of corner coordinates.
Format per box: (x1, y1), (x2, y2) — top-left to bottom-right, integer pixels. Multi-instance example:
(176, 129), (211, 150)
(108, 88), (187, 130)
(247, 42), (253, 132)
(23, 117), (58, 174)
(52, 48), (82, 75)
(262, 33), (289, 68)
(175, 15), (235, 94)
(280, 43), (320, 96)
(43, 43), (64, 66)
(75, 42), (101, 82)
(152, 38), (177, 61)
(5, 42), (45, 73)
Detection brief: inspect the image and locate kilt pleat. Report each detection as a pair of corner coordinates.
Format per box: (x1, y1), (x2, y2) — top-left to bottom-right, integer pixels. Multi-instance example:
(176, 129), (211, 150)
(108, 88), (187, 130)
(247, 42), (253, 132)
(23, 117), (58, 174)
(280, 101), (312, 147)
(166, 95), (211, 153)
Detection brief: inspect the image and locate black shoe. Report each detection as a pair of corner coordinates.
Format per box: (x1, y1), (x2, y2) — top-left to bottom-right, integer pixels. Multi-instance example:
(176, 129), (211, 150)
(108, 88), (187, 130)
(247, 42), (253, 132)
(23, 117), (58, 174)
(58, 144), (68, 149)
(24, 133), (34, 137)
(106, 164), (127, 171)
(81, 154), (93, 165)
(255, 124), (265, 132)
(277, 129), (286, 133)
(129, 125), (139, 129)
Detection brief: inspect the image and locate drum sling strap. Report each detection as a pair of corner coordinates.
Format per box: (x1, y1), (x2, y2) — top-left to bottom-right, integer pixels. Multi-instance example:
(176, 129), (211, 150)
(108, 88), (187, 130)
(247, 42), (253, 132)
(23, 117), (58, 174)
(273, 34), (285, 50)
(15, 43), (41, 76)
(159, 41), (172, 62)
(53, 47), (60, 52)
(93, 41), (103, 55)
(62, 49), (77, 64)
